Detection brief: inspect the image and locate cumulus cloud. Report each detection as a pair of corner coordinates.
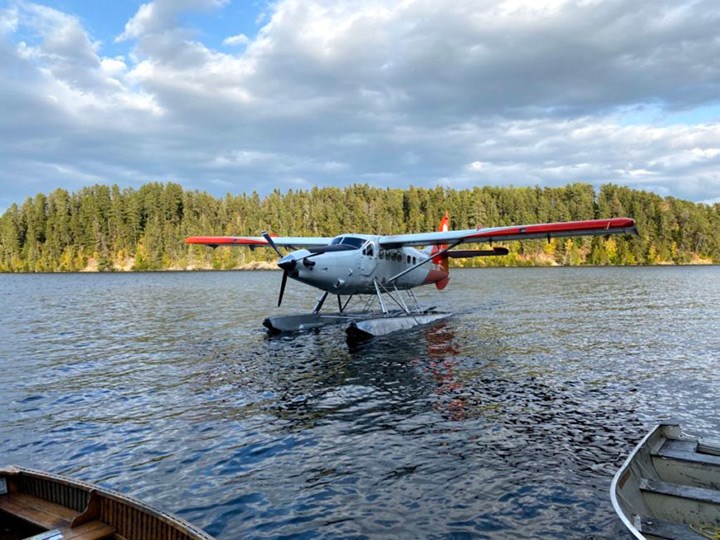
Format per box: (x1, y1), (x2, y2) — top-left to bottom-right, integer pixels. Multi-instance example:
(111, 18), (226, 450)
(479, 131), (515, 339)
(223, 33), (248, 46)
(1, 0), (720, 212)
(117, 0), (229, 41)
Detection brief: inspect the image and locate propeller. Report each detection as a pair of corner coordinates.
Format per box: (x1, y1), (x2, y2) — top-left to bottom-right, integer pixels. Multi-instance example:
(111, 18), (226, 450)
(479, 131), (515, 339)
(264, 231), (305, 307)
(263, 231), (289, 307)
(261, 232), (354, 308)
(262, 231), (283, 257)
(276, 256), (297, 307)
(278, 268), (288, 307)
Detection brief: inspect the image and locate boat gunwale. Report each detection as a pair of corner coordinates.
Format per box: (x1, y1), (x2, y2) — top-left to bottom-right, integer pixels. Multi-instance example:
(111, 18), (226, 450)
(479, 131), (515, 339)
(610, 423), (679, 540)
(0, 465), (214, 539)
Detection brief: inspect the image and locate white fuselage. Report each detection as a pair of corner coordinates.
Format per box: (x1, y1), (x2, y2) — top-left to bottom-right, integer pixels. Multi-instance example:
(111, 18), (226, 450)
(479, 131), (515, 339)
(281, 235), (447, 295)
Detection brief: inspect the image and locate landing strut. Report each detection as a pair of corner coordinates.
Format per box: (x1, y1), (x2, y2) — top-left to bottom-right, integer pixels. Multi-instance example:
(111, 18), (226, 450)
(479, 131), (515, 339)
(262, 289), (449, 338)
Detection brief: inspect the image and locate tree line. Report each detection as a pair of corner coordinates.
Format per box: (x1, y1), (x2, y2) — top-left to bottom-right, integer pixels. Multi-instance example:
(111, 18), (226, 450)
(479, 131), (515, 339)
(1, 182), (718, 272)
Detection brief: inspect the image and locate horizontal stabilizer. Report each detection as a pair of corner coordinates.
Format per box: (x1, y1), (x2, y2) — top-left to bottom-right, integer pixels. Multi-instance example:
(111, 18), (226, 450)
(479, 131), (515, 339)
(447, 247), (509, 258)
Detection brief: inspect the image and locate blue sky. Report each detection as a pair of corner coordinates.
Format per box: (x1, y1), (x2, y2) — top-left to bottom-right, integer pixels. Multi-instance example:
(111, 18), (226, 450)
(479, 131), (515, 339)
(40, 1), (142, 43)
(15, 0), (267, 56)
(1, 0), (720, 214)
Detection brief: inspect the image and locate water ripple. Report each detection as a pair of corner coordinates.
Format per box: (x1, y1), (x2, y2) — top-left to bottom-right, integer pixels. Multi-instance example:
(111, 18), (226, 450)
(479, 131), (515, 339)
(1, 267), (719, 538)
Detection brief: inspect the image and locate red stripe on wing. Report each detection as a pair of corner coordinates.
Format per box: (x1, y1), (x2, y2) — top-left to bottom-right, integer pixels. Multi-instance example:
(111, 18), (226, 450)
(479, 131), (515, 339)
(468, 218), (636, 239)
(185, 236), (268, 246)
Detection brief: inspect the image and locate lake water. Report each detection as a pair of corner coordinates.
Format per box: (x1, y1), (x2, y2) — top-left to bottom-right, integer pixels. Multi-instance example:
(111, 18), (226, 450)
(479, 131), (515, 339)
(1, 267), (719, 538)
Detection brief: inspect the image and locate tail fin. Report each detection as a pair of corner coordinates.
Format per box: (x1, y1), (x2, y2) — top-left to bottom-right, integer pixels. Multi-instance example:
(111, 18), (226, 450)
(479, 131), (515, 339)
(431, 211), (450, 290)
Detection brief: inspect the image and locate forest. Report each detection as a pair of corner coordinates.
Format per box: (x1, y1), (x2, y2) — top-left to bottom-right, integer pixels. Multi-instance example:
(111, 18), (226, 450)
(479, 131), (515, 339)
(1, 182), (719, 272)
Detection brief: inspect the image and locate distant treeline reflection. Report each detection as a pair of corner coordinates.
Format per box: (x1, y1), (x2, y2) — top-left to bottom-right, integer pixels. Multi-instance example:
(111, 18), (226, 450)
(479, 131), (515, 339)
(1, 182), (718, 272)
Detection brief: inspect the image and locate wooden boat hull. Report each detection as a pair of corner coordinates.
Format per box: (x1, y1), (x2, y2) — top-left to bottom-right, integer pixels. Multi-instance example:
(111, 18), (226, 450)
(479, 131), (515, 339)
(0, 466), (213, 540)
(611, 423), (720, 540)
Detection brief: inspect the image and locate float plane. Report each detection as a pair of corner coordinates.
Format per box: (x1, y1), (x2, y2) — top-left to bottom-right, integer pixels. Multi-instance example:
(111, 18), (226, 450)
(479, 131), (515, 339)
(186, 214), (637, 338)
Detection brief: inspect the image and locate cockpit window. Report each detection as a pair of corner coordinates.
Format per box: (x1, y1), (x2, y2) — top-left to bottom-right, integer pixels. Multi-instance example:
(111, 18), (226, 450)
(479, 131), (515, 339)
(343, 237), (366, 249)
(330, 236), (365, 249)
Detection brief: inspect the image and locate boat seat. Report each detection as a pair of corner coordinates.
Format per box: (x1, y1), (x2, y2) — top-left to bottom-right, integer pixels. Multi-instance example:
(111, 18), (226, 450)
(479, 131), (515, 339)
(640, 477), (720, 506)
(638, 517), (709, 540)
(59, 520), (116, 540)
(0, 492), (115, 540)
(654, 439), (720, 466)
(0, 492), (77, 530)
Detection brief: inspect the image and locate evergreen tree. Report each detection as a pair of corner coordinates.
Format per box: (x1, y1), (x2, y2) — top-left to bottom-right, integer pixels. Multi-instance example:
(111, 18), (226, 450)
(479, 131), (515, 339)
(1, 182), (719, 271)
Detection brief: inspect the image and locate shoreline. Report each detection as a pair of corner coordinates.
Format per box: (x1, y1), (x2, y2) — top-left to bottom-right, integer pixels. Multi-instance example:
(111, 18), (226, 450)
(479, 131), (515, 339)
(1, 262), (718, 274)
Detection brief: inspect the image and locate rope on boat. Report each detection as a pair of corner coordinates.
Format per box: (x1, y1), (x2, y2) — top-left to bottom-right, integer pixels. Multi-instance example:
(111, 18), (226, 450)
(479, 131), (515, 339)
(690, 524), (720, 539)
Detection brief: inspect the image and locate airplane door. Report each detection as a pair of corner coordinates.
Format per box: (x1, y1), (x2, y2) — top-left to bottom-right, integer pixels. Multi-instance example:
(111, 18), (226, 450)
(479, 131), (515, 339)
(360, 242), (378, 276)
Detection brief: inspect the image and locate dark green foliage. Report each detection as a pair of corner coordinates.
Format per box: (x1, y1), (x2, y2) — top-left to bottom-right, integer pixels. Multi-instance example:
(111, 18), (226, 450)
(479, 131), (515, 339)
(0, 182), (718, 272)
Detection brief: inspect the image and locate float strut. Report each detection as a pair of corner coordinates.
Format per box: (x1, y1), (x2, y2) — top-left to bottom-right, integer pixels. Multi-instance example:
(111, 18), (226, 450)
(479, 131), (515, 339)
(406, 288), (421, 311)
(373, 279), (388, 314)
(338, 295), (353, 313)
(313, 291), (329, 314)
(393, 284), (411, 314)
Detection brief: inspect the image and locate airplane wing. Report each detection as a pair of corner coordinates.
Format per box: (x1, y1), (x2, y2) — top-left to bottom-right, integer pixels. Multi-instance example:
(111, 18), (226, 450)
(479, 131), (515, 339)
(378, 218), (637, 248)
(185, 235), (334, 248)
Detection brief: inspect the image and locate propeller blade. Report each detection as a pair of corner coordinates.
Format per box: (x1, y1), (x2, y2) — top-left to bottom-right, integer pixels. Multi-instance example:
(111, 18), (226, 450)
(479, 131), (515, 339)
(278, 256), (297, 271)
(262, 231), (283, 257)
(278, 270), (288, 307)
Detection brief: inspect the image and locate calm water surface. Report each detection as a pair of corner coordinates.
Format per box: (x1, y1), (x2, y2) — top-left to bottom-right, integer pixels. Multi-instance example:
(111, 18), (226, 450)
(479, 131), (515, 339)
(1, 267), (720, 538)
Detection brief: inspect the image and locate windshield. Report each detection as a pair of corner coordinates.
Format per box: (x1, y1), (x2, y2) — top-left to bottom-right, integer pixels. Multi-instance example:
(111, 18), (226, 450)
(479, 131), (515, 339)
(329, 236), (366, 249)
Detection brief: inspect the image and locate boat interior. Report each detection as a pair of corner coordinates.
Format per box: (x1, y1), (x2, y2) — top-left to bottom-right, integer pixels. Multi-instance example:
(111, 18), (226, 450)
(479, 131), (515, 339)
(0, 466), (211, 540)
(612, 423), (720, 540)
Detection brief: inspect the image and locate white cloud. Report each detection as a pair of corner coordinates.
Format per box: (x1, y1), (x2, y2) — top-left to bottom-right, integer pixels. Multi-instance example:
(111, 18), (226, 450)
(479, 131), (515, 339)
(100, 56), (128, 78)
(223, 33), (248, 46)
(0, 5), (19, 35)
(116, 2), (157, 41)
(498, 0), (575, 16)
(117, 0), (229, 42)
(468, 161), (488, 171)
(2, 0), (720, 211)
